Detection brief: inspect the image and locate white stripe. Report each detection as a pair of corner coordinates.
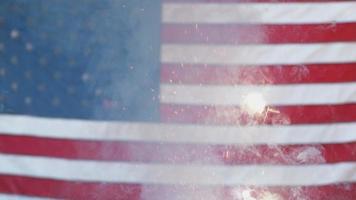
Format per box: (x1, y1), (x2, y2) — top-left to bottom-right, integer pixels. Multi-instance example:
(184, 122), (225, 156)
(0, 194), (53, 200)
(163, 2), (356, 24)
(160, 83), (356, 106)
(161, 43), (356, 65)
(0, 114), (355, 145)
(1, 154), (355, 186)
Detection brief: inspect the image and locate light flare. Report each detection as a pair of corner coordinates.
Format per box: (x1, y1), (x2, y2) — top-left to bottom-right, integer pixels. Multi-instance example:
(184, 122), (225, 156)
(241, 92), (267, 115)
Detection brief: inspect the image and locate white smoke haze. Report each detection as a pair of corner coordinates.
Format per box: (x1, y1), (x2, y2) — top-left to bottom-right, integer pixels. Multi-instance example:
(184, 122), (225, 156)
(0, 1), (347, 200)
(88, 1), (326, 200)
(140, 185), (226, 200)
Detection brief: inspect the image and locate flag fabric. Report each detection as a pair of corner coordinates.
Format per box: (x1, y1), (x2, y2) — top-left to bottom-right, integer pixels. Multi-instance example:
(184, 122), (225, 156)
(0, 0), (355, 199)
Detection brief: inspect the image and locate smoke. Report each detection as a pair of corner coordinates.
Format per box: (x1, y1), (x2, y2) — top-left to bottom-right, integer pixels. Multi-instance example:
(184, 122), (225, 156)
(86, 1), (319, 200)
(140, 185), (226, 200)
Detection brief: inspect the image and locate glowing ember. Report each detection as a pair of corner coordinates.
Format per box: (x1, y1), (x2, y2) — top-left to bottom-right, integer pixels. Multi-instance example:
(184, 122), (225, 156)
(241, 93), (267, 115)
(233, 189), (283, 200)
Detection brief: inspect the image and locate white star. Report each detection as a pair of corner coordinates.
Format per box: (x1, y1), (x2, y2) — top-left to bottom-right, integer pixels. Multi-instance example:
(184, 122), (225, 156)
(52, 97), (60, 106)
(10, 29), (19, 39)
(11, 82), (18, 91)
(95, 88), (102, 96)
(0, 43), (4, 51)
(81, 73), (90, 82)
(0, 68), (5, 76)
(24, 97), (32, 105)
(10, 56), (18, 65)
(37, 84), (46, 92)
(25, 42), (33, 51)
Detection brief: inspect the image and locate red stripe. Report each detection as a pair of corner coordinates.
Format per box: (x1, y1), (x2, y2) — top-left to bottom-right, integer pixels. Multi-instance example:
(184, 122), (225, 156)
(1, 135), (354, 164)
(161, 62), (356, 85)
(162, 23), (356, 44)
(0, 175), (355, 200)
(161, 103), (356, 125)
(0, 175), (141, 200)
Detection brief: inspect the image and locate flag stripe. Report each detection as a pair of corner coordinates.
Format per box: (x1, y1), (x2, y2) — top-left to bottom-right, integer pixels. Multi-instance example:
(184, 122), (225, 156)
(161, 62), (356, 85)
(0, 134), (354, 165)
(160, 83), (356, 106)
(163, 2), (356, 24)
(161, 43), (356, 65)
(158, 0), (356, 198)
(0, 194), (52, 200)
(162, 23), (356, 44)
(161, 103), (356, 125)
(1, 175), (355, 200)
(2, 115), (356, 145)
(0, 175), (141, 200)
(0, 153), (355, 186)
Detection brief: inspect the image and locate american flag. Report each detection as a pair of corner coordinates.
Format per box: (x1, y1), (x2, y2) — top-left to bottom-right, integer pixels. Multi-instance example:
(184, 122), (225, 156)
(0, 0), (355, 199)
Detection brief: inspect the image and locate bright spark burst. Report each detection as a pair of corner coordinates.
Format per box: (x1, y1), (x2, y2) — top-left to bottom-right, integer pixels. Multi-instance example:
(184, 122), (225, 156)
(241, 93), (267, 115)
